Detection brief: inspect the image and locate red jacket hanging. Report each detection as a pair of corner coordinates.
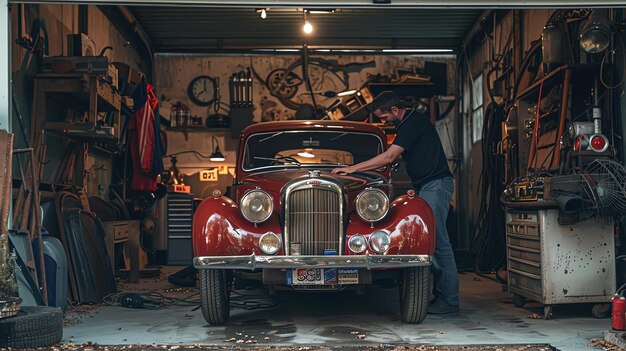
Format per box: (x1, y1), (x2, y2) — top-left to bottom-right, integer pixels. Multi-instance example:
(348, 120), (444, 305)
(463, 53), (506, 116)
(129, 80), (159, 191)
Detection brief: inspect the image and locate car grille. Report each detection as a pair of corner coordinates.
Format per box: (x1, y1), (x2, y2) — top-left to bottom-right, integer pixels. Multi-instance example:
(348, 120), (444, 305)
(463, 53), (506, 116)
(286, 186), (342, 255)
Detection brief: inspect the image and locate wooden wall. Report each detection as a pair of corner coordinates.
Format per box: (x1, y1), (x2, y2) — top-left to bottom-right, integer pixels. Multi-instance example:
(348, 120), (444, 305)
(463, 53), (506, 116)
(155, 54), (458, 198)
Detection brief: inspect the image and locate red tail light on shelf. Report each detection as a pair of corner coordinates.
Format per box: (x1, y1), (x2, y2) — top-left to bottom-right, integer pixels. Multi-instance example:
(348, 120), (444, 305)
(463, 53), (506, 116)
(573, 134), (609, 152)
(590, 134), (609, 152)
(574, 137), (582, 151)
(573, 135), (589, 151)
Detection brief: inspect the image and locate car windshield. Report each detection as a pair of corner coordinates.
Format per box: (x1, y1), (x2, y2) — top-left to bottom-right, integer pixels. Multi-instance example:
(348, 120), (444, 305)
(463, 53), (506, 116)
(242, 130), (385, 171)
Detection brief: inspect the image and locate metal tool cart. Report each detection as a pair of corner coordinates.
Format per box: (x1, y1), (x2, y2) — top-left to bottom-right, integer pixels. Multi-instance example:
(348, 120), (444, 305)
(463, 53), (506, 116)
(506, 208), (615, 319)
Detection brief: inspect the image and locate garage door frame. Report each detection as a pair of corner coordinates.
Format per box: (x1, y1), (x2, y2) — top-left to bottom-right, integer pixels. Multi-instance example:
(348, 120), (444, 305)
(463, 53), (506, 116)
(6, 0), (626, 6)
(1, 0), (9, 130)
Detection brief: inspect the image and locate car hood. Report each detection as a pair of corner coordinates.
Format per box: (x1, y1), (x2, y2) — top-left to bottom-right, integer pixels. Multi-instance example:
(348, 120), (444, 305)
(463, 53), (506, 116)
(238, 168), (387, 194)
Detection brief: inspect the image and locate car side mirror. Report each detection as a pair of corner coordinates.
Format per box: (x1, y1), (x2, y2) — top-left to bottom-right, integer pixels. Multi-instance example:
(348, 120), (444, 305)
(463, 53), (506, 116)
(391, 161), (400, 172)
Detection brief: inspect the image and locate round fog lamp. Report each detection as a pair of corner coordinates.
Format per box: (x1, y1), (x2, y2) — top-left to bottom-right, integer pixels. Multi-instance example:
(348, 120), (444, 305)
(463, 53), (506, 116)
(369, 231), (390, 254)
(348, 235), (367, 253)
(259, 233), (281, 254)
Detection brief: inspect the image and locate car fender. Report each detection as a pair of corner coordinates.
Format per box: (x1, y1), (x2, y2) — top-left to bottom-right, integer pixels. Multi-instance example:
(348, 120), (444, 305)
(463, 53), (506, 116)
(192, 196), (283, 257)
(345, 194), (435, 255)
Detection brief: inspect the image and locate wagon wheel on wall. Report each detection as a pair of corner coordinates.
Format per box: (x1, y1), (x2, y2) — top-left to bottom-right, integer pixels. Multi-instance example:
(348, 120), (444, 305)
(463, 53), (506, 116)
(250, 65), (303, 111)
(267, 69), (302, 99)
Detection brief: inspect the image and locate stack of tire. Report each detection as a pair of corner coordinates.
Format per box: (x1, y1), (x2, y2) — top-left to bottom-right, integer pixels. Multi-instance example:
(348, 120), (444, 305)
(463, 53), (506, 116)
(0, 306), (63, 348)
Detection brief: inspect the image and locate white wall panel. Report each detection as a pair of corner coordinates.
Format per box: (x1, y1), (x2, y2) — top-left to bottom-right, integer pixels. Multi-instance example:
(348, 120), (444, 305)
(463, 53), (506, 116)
(0, 0), (9, 130)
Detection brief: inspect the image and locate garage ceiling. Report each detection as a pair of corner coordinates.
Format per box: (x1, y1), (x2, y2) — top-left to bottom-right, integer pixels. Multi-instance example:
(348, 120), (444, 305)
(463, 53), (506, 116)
(129, 7), (484, 53)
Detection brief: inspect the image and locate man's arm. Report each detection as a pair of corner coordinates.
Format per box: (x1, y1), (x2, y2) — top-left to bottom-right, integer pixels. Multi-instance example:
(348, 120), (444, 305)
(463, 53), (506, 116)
(332, 144), (404, 174)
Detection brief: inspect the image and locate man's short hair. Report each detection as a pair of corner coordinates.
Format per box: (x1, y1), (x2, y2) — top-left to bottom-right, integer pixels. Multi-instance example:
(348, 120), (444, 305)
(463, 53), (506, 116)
(372, 91), (403, 113)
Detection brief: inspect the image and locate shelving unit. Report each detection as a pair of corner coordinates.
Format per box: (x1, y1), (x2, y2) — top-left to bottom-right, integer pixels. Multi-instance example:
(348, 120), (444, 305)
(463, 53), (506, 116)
(30, 71), (122, 192)
(514, 64), (597, 176)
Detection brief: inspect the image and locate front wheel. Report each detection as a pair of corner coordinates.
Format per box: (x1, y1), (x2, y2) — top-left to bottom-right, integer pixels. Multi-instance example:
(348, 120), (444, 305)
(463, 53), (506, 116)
(199, 269), (231, 325)
(400, 266), (430, 323)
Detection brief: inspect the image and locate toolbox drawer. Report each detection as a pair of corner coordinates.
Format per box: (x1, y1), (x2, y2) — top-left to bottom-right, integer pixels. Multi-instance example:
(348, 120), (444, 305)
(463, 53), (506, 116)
(506, 212), (539, 237)
(508, 235), (541, 250)
(508, 256), (541, 276)
(509, 269), (542, 301)
(508, 245), (541, 263)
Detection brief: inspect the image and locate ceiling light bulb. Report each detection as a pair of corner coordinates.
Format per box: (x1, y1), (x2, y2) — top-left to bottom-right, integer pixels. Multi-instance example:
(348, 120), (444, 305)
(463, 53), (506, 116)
(303, 21), (313, 34)
(261, 9), (267, 19)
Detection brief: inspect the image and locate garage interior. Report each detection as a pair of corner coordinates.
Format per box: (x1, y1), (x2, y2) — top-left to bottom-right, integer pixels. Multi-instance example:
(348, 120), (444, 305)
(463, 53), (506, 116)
(1, 2), (626, 350)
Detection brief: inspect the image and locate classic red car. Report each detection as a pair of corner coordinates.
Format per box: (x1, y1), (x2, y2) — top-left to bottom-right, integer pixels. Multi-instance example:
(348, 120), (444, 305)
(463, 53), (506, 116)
(192, 120), (435, 325)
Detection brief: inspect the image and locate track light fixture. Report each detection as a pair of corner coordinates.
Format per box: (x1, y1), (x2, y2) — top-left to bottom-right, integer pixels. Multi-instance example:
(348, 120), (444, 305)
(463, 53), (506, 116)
(255, 8), (269, 19)
(210, 136), (225, 162)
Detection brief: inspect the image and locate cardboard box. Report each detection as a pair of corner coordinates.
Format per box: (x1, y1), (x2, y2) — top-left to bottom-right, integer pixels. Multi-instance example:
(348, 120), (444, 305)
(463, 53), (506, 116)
(113, 62), (144, 96)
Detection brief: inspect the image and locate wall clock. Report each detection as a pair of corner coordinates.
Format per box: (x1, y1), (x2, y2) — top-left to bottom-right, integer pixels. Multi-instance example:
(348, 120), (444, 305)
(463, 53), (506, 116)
(188, 75), (217, 106)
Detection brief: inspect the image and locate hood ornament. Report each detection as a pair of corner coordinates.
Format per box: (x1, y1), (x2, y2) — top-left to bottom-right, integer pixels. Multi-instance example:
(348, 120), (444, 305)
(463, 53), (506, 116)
(309, 170), (321, 178)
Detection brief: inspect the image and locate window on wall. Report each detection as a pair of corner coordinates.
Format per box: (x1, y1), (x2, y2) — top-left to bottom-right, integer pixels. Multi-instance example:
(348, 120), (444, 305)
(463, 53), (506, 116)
(470, 74), (484, 144)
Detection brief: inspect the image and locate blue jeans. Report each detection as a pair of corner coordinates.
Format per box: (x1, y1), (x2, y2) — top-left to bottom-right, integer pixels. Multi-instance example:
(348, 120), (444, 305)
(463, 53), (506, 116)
(418, 177), (459, 307)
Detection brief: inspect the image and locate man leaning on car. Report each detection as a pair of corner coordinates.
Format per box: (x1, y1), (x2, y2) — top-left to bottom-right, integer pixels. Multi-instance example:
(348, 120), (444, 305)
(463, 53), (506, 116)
(332, 91), (460, 314)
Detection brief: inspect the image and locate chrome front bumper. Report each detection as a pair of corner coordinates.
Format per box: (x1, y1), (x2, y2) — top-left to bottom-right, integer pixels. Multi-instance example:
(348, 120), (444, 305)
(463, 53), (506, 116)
(193, 253), (431, 270)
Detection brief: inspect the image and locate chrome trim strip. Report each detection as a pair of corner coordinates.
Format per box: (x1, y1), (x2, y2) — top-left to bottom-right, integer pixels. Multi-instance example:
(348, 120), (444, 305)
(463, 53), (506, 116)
(284, 178), (344, 255)
(193, 254), (432, 270)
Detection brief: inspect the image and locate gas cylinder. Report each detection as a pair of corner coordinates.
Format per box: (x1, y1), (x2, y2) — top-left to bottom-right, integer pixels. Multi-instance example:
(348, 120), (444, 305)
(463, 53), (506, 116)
(612, 295), (626, 331)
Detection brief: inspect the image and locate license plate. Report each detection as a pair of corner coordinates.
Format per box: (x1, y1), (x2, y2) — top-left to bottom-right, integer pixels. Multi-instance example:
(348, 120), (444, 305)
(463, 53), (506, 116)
(286, 268), (359, 285)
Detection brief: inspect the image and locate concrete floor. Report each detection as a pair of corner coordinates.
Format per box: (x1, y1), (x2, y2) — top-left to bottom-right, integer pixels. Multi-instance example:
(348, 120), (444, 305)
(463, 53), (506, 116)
(63, 271), (611, 351)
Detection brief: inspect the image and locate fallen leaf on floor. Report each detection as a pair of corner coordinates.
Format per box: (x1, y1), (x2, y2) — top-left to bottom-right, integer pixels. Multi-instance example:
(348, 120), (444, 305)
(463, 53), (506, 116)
(527, 314), (543, 319)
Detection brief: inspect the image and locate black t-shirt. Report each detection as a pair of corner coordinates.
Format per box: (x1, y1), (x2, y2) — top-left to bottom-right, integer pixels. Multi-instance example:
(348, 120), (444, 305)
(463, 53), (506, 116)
(392, 110), (452, 191)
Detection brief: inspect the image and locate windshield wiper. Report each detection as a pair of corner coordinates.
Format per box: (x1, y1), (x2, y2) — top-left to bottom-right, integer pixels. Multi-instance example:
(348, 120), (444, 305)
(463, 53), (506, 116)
(329, 132), (349, 141)
(258, 132), (284, 143)
(253, 156), (301, 166)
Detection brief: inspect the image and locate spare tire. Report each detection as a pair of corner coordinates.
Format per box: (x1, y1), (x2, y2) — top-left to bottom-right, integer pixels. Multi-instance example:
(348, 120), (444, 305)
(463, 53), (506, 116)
(0, 306), (63, 348)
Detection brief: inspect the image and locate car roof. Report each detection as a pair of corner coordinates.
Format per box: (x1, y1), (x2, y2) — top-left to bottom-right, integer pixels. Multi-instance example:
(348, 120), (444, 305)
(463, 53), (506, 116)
(240, 120), (387, 140)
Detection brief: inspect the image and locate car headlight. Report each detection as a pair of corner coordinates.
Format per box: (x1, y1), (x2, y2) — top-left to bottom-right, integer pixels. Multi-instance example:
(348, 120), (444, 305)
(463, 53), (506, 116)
(356, 189), (389, 222)
(240, 190), (273, 223)
(369, 231), (390, 254)
(259, 233), (281, 254)
(348, 235), (367, 253)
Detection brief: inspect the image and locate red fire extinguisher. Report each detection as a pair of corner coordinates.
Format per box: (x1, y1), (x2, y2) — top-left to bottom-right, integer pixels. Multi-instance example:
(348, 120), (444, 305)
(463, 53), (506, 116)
(612, 294), (626, 330)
